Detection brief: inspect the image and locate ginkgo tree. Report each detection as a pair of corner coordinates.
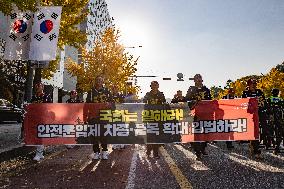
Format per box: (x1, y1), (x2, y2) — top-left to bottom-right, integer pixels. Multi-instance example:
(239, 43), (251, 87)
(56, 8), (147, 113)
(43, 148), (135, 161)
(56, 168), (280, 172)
(258, 68), (284, 98)
(66, 28), (139, 94)
(217, 67), (284, 99)
(217, 76), (259, 99)
(0, 0), (38, 15)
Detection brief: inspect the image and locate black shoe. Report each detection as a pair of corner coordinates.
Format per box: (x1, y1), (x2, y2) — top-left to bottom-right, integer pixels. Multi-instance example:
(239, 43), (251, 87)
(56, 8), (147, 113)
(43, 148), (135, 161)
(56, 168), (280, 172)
(195, 151), (202, 160)
(227, 145), (234, 150)
(201, 150), (208, 156)
(196, 154), (202, 161)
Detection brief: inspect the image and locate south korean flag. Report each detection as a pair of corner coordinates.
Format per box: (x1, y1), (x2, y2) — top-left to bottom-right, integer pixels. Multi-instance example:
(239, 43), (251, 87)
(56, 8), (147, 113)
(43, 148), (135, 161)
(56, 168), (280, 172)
(3, 8), (33, 60)
(29, 6), (62, 61)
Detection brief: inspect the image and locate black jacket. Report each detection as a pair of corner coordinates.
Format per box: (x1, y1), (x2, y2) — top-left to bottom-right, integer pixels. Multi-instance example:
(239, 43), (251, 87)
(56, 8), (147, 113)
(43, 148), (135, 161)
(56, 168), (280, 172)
(31, 93), (52, 103)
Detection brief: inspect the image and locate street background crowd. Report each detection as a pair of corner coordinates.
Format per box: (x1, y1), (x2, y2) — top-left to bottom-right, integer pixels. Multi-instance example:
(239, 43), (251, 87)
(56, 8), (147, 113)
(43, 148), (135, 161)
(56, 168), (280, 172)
(25, 73), (283, 162)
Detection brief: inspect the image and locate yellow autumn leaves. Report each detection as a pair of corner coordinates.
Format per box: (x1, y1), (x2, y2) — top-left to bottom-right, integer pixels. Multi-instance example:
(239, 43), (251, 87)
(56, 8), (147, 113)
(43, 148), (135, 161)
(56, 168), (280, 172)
(218, 67), (284, 99)
(258, 68), (284, 97)
(66, 28), (139, 94)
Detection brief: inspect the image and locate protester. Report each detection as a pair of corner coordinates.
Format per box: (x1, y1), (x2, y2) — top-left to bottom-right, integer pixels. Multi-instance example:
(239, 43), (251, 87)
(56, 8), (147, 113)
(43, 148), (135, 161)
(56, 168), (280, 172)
(66, 90), (82, 103)
(222, 87), (236, 150)
(186, 74), (212, 160)
(171, 90), (186, 103)
(87, 76), (112, 160)
(65, 90), (82, 149)
(242, 79), (266, 159)
(111, 85), (126, 150)
(111, 86), (125, 103)
(268, 88), (284, 154)
(31, 82), (52, 161)
(143, 81), (166, 159)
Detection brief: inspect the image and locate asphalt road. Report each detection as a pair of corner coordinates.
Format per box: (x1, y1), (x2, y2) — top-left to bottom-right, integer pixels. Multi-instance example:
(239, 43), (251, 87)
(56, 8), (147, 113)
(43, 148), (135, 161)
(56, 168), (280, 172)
(0, 141), (284, 189)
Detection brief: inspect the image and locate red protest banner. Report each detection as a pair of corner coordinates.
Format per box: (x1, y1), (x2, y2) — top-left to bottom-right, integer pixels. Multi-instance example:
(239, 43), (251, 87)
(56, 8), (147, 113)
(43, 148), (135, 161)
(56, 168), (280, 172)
(24, 103), (111, 145)
(24, 98), (259, 145)
(181, 98), (259, 142)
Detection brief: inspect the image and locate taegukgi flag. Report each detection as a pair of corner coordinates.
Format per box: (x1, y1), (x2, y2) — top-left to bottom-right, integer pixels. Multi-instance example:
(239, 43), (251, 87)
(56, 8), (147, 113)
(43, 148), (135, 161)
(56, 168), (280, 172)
(3, 8), (33, 60)
(29, 6), (62, 61)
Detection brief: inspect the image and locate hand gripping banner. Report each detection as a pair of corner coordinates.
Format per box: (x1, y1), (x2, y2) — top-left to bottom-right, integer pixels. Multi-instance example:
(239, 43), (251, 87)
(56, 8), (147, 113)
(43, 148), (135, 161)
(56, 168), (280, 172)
(24, 98), (259, 145)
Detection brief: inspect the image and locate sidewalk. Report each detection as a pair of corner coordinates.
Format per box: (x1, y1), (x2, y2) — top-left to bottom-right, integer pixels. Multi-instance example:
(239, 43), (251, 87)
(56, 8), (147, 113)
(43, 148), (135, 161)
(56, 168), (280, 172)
(0, 122), (34, 167)
(0, 122), (23, 154)
(0, 123), (64, 162)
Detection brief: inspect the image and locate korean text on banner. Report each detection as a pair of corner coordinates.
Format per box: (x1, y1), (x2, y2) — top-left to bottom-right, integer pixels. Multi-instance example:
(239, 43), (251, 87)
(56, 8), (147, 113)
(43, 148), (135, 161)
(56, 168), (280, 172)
(24, 98), (259, 145)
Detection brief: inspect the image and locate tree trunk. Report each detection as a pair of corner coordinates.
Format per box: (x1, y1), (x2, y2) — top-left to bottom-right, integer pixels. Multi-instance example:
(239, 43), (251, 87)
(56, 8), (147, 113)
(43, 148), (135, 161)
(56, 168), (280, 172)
(33, 68), (42, 85)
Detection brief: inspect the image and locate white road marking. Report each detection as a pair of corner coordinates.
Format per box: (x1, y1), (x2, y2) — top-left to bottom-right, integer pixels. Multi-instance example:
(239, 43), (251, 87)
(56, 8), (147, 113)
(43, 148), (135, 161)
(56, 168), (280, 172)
(175, 145), (210, 171)
(79, 159), (93, 172)
(91, 160), (101, 172)
(125, 145), (139, 189)
(210, 144), (284, 172)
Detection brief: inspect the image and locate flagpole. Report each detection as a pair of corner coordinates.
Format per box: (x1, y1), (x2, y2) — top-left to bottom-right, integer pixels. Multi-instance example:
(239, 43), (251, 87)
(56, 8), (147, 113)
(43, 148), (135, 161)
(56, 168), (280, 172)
(24, 61), (34, 103)
(33, 61), (42, 85)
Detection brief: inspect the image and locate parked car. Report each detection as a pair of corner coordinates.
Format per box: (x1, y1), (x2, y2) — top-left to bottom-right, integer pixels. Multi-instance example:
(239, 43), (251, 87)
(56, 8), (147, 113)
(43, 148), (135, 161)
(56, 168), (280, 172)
(0, 99), (23, 123)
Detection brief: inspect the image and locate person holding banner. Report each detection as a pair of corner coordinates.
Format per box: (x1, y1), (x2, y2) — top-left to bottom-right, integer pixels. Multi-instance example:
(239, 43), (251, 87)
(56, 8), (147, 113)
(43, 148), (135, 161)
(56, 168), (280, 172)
(31, 82), (52, 161)
(186, 74), (212, 160)
(65, 90), (82, 149)
(171, 90), (187, 103)
(111, 86), (126, 150)
(222, 87), (237, 150)
(242, 79), (266, 159)
(111, 86), (125, 104)
(66, 90), (82, 103)
(87, 76), (112, 160)
(143, 81), (166, 159)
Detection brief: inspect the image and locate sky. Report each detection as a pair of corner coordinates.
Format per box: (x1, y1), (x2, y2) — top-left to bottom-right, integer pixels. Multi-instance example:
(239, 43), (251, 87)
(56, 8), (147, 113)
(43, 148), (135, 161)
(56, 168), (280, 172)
(107, 0), (284, 98)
